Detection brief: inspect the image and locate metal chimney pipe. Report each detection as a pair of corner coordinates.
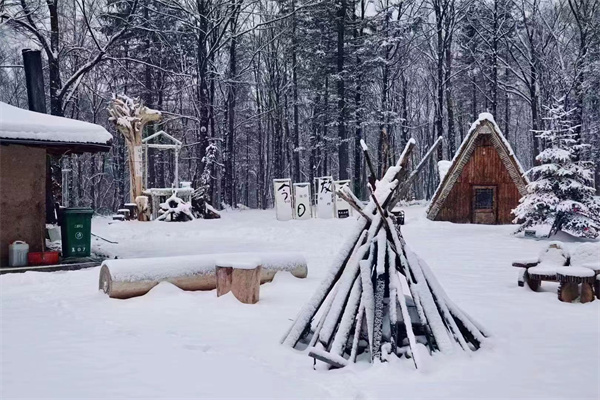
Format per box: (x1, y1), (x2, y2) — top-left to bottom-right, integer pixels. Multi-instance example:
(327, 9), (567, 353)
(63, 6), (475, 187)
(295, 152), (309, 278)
(22, 49), (47, 113)
(22, 49), (57, 224)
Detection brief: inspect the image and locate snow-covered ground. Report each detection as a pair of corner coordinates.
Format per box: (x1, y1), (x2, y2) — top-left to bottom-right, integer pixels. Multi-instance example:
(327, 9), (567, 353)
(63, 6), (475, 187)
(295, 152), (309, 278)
(1, 206), (598, 399)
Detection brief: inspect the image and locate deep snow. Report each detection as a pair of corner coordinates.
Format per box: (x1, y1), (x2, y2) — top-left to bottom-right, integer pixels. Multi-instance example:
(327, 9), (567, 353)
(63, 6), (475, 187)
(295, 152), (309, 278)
(1, 206), (598, 399)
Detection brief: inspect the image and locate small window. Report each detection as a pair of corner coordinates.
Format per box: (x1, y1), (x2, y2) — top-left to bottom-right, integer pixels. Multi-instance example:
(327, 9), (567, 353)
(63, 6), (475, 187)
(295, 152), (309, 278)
(474, 188), (494, 210)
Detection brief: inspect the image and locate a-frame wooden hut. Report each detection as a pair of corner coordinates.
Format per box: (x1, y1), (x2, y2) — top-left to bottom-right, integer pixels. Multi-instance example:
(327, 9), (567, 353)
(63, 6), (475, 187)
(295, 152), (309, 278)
(427, 113), (528, 224)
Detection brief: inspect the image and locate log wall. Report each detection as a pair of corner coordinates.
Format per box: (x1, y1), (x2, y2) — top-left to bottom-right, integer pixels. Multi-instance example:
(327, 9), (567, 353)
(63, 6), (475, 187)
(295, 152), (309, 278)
(435, 135), (521, 224)
(0, 145), (46, 265)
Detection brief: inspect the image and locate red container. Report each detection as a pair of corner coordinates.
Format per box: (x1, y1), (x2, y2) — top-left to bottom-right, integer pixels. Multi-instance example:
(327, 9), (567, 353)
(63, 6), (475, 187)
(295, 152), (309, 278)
(27, 251), (60, 266)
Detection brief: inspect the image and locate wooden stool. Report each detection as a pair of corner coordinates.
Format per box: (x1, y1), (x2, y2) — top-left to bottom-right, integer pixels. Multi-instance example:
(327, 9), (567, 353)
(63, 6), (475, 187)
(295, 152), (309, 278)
(216, 262), (261, 304)
(557, 268), (595, 303)
(580, 265), (600, 302)
(117, 208), (130, 220)
(124, 203), (138, 220)
(527, 266), (561, 292)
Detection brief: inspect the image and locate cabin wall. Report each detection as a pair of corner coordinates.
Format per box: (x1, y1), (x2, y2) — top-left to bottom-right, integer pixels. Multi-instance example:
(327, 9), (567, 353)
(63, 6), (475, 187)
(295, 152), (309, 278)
(435, 135), (521, 224)
(0, 144), (46, 265)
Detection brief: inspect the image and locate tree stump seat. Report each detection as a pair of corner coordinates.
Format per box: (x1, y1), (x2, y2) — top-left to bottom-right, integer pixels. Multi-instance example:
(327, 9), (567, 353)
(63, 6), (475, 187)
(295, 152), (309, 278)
(117, 209), (131, 220)
(124, 203), (138, 220)
(556, 268), (596, 303)
(525, 265), (567, 291)
(216, 261), (262, 304)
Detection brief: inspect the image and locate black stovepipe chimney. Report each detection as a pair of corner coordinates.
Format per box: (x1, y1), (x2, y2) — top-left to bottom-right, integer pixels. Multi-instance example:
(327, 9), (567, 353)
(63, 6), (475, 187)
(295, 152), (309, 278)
(22, 49), (47, 113)
(22, 49), (56, 224)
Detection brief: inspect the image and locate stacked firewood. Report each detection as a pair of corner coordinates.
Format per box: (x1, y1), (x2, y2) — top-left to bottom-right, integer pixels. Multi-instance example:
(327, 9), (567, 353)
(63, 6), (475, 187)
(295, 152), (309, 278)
(281, 139), (488, 369)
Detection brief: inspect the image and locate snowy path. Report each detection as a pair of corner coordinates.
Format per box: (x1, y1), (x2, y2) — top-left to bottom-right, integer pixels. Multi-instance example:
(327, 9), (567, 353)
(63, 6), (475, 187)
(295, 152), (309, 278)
(1, 207), (598, 399)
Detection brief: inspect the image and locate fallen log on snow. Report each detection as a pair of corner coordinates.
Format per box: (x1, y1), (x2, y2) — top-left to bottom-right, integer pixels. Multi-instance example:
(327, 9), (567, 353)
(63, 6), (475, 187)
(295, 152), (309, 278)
(99, 252), (307, 299)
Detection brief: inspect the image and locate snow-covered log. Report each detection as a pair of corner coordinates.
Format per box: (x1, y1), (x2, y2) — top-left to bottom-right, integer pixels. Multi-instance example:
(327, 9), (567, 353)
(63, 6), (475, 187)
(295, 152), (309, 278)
(99, 253), (308, 299)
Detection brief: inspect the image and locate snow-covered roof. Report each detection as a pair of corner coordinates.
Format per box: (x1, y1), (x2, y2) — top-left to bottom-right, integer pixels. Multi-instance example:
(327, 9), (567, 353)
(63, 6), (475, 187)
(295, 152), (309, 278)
(143, 130), (181, 146)
(0, 101), (112, 150)
(426, 113), (529, 220)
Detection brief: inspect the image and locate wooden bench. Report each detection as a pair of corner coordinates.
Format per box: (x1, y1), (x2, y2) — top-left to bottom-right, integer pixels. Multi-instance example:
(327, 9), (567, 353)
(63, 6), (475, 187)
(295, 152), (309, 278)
(513, 242), (598, 302)
(512, 242), (569, 291)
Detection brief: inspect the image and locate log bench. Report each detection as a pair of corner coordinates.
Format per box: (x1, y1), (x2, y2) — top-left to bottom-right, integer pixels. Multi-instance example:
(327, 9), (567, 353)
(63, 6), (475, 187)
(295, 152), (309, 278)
(99, 252), (307, 299)
(512, 242), (599, 302)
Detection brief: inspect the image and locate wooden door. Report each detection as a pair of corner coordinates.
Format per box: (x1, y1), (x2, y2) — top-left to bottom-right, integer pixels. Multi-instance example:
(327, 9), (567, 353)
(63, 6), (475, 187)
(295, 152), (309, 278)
(472, 186), (497, 224)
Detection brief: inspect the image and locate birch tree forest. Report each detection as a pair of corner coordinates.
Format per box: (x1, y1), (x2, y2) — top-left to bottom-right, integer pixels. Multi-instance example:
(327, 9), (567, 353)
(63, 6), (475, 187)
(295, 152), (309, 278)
(1, 0), (599, 211)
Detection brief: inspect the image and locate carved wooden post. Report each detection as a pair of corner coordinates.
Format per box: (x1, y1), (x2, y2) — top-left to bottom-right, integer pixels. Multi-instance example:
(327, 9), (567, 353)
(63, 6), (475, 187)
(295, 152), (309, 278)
(108, 95), (161, 202)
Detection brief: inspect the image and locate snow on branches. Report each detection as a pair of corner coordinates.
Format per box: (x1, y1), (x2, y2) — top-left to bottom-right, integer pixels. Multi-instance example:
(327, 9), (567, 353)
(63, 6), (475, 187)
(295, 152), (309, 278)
(191, 139), (222, 219)
(513, 98), (600, 238)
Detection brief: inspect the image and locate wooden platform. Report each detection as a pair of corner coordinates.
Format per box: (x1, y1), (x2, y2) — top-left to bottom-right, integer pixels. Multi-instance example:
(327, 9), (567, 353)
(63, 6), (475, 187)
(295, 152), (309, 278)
(0, 259), (103, 275)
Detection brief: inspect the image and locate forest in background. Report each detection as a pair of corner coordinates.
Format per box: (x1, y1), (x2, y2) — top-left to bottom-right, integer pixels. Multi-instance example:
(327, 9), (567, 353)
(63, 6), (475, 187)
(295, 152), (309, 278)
(1, 0), (599, 211)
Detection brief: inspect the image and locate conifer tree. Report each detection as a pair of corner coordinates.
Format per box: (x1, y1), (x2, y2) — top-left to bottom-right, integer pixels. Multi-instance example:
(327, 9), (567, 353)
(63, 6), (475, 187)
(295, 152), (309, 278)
(513, 98), (600, 239)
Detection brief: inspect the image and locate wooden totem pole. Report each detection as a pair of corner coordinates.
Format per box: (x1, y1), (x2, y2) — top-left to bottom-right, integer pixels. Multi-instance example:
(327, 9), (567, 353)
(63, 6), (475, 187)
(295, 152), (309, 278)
(108, 95), (161, 203)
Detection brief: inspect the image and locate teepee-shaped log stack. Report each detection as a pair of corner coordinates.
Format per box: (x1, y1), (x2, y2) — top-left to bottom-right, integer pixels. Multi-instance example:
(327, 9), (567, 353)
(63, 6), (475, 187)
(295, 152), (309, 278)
(281, 139), (488, 369)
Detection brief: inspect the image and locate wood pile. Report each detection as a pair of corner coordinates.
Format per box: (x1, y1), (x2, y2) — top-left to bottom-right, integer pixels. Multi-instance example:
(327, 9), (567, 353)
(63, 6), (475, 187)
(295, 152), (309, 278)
(281, 139), (488, 369)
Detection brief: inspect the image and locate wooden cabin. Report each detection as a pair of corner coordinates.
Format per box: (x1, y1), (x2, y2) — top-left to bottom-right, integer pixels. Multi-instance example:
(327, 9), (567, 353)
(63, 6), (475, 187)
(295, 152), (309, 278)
(0, 101), (112, 266)
(426, 113), (528, 224)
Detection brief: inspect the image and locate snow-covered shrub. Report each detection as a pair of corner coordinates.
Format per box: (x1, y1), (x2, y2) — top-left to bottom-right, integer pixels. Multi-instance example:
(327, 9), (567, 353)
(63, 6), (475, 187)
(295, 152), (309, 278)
(513, 98), (600, 239)
(157, 193), (194, 222)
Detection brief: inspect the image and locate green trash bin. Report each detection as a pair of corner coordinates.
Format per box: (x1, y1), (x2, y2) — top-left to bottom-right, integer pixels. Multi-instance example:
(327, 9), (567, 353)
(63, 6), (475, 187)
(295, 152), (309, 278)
(61, 208), (94, 258)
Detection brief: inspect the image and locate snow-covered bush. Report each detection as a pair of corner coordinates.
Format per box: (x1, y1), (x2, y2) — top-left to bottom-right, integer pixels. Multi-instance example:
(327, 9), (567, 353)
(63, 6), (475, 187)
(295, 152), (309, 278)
(157, 193), (194, 222)
(513, 98), (600, 239)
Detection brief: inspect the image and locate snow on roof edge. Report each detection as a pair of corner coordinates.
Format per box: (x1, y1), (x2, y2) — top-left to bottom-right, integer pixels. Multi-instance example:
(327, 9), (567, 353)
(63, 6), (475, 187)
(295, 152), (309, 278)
(0, 101), (112, 146)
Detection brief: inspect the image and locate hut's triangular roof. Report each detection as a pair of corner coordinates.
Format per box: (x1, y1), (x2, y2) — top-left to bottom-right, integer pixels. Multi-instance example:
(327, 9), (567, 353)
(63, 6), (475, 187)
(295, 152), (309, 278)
(426, 113), (528, 220)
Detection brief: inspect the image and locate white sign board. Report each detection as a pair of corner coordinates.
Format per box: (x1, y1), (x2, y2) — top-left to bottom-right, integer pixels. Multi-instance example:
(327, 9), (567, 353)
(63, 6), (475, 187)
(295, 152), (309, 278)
(273, 179), (293, 221)
(334, 180), (352, 218)
(293, 183), (312, 220)
(316, 176), (334, 219)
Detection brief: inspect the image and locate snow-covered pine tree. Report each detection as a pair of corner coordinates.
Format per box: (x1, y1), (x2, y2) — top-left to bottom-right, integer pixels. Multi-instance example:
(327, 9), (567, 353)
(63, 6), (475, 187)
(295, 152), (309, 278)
(191, 140), (221, 219)
(513, 98), (600, 239)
